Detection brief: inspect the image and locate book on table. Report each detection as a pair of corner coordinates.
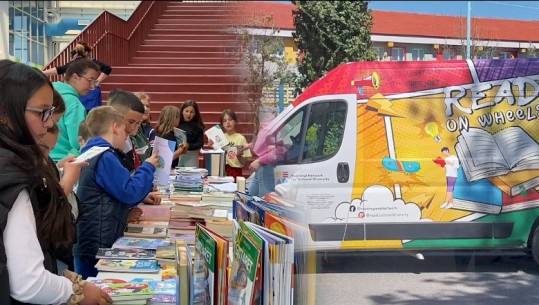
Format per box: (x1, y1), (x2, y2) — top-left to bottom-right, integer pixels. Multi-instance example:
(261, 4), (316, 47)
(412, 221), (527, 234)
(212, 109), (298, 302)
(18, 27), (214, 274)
(124, 226), (168, 239)
(112, 237), (170, 250)
(148, 280), (177, 305)
(95, 248), (156, 260)
(89, 282), (154, 302)
(95, 259), (159, 273)
(155, 245), (177, 265)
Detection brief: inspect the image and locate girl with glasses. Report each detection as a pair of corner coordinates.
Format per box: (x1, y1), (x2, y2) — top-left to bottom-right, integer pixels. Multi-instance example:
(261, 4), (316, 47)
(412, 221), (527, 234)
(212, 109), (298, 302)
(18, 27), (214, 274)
(0, 59), (111, 305)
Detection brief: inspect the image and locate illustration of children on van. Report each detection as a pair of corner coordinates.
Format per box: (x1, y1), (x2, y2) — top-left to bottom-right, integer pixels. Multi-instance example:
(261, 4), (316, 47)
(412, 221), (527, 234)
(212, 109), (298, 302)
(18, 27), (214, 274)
(436, 147), (460, 209)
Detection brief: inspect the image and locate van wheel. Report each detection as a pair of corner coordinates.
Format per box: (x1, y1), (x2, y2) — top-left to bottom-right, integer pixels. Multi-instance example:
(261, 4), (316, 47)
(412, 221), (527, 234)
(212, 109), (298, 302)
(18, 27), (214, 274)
(531, 226), (539, 265)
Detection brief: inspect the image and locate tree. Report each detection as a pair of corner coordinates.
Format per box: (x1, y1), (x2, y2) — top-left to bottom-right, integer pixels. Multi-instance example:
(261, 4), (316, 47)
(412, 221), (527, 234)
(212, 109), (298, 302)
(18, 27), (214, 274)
(235, 16), (297, 134)
(445, 16), (503, 59)
(292, 1), (376, 92)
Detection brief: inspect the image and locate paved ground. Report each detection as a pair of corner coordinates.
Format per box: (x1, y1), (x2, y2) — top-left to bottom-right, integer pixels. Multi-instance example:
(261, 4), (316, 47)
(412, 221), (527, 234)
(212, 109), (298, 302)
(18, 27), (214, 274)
(312, 250), (539, 305)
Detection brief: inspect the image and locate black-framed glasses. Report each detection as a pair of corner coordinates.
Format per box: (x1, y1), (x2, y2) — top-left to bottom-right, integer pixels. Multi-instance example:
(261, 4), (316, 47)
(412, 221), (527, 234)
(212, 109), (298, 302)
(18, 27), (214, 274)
(77, 74), (98, 86)
(26, 106), (56, 122)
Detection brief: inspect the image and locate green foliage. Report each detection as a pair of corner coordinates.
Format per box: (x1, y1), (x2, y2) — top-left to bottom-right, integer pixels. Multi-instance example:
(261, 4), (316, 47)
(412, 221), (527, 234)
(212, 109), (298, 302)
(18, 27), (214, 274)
(236, 16), (297, 133)
(292, 1), (376, 93)
(322, 117), (344, 156)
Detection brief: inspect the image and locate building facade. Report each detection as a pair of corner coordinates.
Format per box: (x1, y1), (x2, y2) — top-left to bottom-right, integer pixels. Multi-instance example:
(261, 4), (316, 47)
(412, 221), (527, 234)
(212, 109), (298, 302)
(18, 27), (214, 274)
(0, 0), (138, 68)
(2, 1), (539, 68)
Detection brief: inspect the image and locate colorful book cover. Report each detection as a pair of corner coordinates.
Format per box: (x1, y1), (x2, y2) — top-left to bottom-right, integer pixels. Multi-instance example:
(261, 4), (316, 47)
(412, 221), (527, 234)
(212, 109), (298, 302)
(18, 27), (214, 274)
(112, 237), (170, 250)
(94, 282), (153, 301)
(160, 264), (177, 281)
(95, 248), (156, 260)
(87, 278), (127, 285)
(233, 199), (255, 223)
(149, 280), (177, 304)
(94, 259), (159, 273)
(193, 224), (216, 305)
(238, 221), (265, 305)
(228, 228), (260, 305)
(202, 225), (230, 305)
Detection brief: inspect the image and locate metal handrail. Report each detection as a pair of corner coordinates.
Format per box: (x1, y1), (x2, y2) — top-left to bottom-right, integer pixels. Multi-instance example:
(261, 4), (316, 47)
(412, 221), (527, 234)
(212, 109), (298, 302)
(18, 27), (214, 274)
(43, 1), (167, 81)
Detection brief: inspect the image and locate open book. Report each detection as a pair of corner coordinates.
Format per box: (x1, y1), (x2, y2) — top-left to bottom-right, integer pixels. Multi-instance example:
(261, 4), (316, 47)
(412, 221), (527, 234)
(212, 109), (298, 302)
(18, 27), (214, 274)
(455, 127), (539, 182)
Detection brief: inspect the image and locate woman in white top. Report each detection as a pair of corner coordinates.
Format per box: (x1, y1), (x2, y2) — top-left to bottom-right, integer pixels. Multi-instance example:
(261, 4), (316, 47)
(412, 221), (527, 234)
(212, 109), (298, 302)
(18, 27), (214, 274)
(0, 60), (112, 305)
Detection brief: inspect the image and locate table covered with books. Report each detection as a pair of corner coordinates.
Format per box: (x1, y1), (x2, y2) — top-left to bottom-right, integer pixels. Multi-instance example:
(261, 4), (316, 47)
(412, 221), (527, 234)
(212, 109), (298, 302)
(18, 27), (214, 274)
(90, 167), (316, 305)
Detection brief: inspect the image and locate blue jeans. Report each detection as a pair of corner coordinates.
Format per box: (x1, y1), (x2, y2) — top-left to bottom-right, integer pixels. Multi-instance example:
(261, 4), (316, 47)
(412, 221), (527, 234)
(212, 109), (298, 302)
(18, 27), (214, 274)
(74, 256), (98, 280)
(248, 164), (276, 197)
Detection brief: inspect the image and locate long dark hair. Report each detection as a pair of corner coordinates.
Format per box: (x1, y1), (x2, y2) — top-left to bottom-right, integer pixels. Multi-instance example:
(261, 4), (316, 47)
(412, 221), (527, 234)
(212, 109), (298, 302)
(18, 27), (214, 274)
(180, 99), (205, 129)
(0, 60), (74, 248)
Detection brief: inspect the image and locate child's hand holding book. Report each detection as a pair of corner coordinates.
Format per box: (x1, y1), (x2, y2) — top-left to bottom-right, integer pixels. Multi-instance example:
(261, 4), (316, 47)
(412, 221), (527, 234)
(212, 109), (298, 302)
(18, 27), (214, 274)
(433, 157), (446, 167)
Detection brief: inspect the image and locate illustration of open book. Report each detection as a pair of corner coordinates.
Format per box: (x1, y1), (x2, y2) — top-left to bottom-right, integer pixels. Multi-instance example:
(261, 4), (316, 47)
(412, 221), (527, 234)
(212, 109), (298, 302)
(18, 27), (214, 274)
(455, 127), (539, 182)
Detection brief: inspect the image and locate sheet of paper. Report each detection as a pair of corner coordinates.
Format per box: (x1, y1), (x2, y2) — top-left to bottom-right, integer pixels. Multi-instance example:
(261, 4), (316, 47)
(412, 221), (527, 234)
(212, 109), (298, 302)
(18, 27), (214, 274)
(204, 124), (229, 149)
(75, 146), (109, 163)
(153, 136), (174, 186)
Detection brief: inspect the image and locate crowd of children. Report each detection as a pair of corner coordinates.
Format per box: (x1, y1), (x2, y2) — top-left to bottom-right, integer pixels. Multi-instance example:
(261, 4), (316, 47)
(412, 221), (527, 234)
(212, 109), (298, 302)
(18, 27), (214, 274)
(0, 39), (285, 303)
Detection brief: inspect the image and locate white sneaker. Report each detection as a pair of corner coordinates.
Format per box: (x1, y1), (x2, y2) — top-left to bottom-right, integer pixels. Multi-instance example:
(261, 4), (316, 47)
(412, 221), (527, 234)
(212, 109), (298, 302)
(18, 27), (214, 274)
(446, 202), (453, 209)
(440, 202), (448, 208)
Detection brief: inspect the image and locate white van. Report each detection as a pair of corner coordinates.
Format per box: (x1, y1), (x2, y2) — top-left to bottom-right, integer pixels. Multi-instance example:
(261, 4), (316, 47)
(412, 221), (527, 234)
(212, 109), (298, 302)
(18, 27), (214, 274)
(259, 58), (539, 262)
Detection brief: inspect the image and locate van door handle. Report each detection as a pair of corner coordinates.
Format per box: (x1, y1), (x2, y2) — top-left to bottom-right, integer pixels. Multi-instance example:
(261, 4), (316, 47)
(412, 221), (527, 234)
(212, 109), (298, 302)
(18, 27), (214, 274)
(337, 162), (349, 183)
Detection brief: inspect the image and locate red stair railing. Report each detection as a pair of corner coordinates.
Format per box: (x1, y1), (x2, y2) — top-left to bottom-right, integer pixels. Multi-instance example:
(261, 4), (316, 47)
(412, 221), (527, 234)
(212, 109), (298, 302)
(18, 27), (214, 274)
(44, 1), (167, 81)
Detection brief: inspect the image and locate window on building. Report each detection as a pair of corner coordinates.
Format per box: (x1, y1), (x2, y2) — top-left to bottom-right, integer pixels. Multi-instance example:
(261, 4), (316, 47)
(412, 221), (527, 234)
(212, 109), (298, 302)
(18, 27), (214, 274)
(412, 49), (425, 61)
(8, 1), (47, 65)
(499, 52), (514, 59)
(372, 47), (385, 61)
(391, 48), (404, 61)
(442, 49), (456, 60)
(478, 50), (493, 59)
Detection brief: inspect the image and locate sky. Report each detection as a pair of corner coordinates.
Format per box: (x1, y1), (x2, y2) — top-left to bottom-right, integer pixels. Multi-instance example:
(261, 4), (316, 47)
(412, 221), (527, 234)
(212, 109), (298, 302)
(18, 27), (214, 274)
(368, 1), (539, 20)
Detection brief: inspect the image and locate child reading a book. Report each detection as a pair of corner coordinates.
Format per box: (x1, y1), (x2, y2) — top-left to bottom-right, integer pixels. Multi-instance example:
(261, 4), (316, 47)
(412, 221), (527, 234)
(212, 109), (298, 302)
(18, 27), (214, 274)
(108, 88), (146, 170)
(155, 105), (187, 168)
(74, 106), (160, 279)
(177, 100), (205, 168)
(440, 147), (460, 209)
(0, 60), (112, 305)
(215, 109), (251, 179)
(109, 89), (160, 205)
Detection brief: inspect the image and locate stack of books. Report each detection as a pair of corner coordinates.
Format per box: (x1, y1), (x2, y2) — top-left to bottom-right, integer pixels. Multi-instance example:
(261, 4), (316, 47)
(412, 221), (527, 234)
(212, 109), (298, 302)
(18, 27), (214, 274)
(171, 174), (204, 193)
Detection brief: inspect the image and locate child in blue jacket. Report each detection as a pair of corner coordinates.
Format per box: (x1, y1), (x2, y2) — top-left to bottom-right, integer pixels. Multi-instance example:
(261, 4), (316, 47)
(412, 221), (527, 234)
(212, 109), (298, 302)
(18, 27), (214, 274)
(73, 106), (160, 279)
